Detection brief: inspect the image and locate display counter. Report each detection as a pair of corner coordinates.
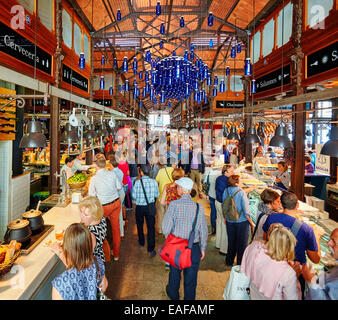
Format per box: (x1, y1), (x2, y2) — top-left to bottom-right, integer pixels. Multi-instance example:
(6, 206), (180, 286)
(0, 203), (80, 300)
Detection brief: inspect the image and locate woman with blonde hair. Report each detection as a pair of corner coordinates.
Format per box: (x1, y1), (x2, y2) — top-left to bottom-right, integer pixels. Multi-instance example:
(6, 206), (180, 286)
(51, 223), (108, 300)
(240, 224), (301, 300)
(78, 196), (107, 262)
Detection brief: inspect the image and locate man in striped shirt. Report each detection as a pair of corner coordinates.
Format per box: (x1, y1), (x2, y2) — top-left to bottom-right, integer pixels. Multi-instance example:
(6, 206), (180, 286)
(132, 164), (159, 257)
(162, 177), (208, 300)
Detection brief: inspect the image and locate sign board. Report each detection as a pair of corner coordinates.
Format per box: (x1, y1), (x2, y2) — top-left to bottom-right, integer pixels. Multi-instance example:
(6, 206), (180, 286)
(255, 64), (290, 93)
(315, 144), (330, 175)
(215, 100), (244, 109)
(0, 21), (52, 75)
(62, 64), (89, 93)
(307, 41), (338, 78)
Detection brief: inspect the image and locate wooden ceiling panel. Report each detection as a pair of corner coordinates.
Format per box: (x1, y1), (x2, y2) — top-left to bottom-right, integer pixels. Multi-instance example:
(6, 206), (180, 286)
(227, 0), (270, 29)
(208, 0), (237, 20)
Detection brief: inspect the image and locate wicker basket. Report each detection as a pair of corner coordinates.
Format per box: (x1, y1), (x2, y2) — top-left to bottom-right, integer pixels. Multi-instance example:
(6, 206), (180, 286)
(67, 180), (87, 189)
(0, 250), (21, 277)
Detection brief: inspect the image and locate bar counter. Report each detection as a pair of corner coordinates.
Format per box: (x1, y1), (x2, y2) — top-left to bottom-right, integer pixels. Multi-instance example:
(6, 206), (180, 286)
(0, 204), (80, 300)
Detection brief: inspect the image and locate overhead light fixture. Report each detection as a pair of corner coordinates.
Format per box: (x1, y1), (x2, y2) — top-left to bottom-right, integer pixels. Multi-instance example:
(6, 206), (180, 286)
(269, 123), (292, 148)
(61, 123), (79, 144)
(245, 124), (261, 145)
(227, 125), (240, 140)
(19, 119), (48, 148)
(320, 126), (338, 157)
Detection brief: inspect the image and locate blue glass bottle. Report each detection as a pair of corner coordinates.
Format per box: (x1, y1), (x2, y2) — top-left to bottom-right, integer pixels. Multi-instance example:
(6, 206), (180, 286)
(113, 57), (118, 69)
(209, 39), (213, 48)
(161, 90), (165, 103)
(231, 46), (236, 58)
(214, 75), (218, 85)
(226, 66), (230, 76)
(208, 12), (213, 27)
(123, 57), (128, 73)
(133, 57), (138, 70)
(160, 40), (163, 49)
(237, 43), (242, 53)
(190, 50), (194, 61)
(100, 76), (105, 90)
(244, 58), (252, 76)
(251, 79), (256, 94)
(213, 86), (217, 97)
(220, 80), (225, 93)
(117, 9), (121, 21)
(101, 55), (105, 66)
(109, 86), (113, 95)
(139, 71), (143, 80)
(180, 16), (184, 28)
(79, 52), (85, 70)
(160, 23), (165, 35)
(156, 1), (161, 16)
(125, 80), (129, 92)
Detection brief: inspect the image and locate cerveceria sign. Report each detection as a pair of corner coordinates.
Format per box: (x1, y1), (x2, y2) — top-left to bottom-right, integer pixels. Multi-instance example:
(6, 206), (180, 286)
(62, 64), (89, 93)
(216, 101), (244, 109)
(0, 21), (52, 75)
(255, 65), (290, 93)
(307, 41), (338, 78)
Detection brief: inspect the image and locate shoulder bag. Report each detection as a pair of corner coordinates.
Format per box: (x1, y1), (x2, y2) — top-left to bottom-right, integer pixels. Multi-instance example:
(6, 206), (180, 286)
(164, 167), (173, 182)
(158, 203), (199, 270)
(140, 178), (157, 216)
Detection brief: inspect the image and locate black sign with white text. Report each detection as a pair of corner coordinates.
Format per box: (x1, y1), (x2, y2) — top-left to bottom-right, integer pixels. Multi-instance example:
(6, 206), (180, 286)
(255, 64), (290, 93)
(307, 41), (338, 78)
(215, 100), (244, 109)
(62, 64), (89, 93)
(94, 99), (113, 107)
(0, 21), (52, 75)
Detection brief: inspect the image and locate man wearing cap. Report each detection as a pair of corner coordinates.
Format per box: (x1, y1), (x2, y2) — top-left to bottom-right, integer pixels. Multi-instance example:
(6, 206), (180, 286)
(162, 177), (208, 300)
(132, 164), (159, 257)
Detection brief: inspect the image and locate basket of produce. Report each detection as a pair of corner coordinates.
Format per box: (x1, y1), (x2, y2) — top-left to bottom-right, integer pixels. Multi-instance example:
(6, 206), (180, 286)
(0, 240), (22, 277)
(67, 173), (88, 189)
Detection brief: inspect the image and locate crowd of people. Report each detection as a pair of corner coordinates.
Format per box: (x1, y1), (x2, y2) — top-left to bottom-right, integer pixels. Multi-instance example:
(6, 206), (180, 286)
(49, 130), (336, 301)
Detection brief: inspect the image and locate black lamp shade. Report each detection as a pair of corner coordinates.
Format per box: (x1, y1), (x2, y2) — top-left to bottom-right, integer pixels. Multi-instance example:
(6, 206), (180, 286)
(19, 132), (47, 148)
(227, 126), (240, 140)
(26, 119), (43, 133)
(320, 127), (338, 157)
(269, 124), (292, 148)
(245, 125), (261, 144)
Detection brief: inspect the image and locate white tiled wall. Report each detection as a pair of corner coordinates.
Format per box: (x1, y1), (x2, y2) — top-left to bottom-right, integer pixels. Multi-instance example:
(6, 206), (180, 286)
(0, 141), (12, 240)
(10, 173), (30, 221)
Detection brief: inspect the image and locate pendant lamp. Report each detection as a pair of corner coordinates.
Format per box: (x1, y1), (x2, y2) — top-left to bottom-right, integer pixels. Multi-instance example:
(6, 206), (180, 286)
(61, 123), (79, 144)
(84, 122), (98, 140)
(245, 124), (261, 144)
(19, 119), (48, 148)
(227, 126), (240, 141)
(269, 124), (292, 148)
(320, 127), (338, 157)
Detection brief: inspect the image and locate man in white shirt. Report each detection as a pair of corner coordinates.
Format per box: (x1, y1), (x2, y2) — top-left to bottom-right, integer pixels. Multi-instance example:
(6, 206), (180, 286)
(71, 152), (93, 173)
(89, 157), (122, 261)
(60, 156), (74, 189)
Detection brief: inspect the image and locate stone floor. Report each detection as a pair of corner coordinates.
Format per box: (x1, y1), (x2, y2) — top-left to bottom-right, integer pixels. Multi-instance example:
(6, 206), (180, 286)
(105, 196), (232, 300)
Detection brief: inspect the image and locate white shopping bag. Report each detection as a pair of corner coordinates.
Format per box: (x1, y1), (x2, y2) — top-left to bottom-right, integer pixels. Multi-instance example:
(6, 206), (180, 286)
(223, 265), (250, 300)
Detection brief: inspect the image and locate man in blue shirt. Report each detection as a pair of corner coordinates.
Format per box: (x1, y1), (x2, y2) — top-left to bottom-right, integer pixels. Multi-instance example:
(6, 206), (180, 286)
(215, 165), (234, 255)
(132, 164), (159, 257)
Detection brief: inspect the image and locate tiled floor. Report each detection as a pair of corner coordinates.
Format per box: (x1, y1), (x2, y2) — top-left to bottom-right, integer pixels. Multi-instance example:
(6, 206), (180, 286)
(105, 196), (232, 300)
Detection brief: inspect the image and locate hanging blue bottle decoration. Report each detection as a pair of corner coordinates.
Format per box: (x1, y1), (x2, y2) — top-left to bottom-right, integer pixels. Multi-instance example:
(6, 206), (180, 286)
(119, 84), (122, 92)
(160, 40), (163, 49)
(123, 56), (128, 73)
(251, 79), (256, 94)
(125, 80), (129, 92)
(113, 57), (118, 69)
(133, 57), (138, 70)
(161, 90), (165, 103)
(140, 100), (143, 108)
(145, 70), (149, 82)
(194, 79), (199, 91)
(231, 46), (236, 58)
(156, 1), (161, 16)
(213, 86), (217, 97)
(109, 86), (113, 95)
(190, 43), (194, 51)
(117, 9), (122, 21)
(79, 52), (85, 70)
(208, 12), (213, 27)
(160, 23), (165, 35)
(237, 43), (242, 53)
(209, 39), (213, 48)
(100, 76), (105, 90)
(184, 50), (189, 61)
(214, 75), (218, 85)
(180, 16), (185, 28)
(150, 85), (154, 100)
(139, 71), (143, 80)
(172, 50), (176, 56)
(175, 63), (180, 80)
(226, 66), (230, 76)
(204, 95), (208, 104)
(142, 87), (147, 98)
(244, 58), (252, 76)
(168, 101), (171, 108)
(220, 80), (225, 93)
(207, 73), (211, 86)
(190, 50), (194, 61)
(153, 97), (157, 105)
(101, 55), (105, 66)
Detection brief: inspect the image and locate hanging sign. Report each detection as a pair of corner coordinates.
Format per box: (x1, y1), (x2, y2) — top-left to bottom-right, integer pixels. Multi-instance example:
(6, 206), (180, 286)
(315, 144), (330, 175)
(255, 65), (290, 93)
(62, 64), (89, 93)
(0, 21), (52, 75)
(216, 100), (244, 109)
(306, 41), (338, 78)
(93, 99), (113, 107)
